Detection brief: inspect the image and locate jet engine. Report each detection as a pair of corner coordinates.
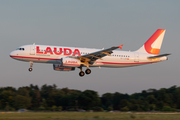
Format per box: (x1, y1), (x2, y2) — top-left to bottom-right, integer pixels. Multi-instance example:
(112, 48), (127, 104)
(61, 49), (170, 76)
(53, 64), (75, 71)
(61, 58), (81, 67)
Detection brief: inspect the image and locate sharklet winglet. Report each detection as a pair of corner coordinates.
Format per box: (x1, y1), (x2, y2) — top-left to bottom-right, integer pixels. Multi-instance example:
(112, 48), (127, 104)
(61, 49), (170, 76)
(118, 44), (123, 49)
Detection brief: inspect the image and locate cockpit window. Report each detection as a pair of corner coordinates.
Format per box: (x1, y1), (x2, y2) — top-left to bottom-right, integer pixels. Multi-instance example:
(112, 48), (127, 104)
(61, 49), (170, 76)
(16, 48), (25, 51)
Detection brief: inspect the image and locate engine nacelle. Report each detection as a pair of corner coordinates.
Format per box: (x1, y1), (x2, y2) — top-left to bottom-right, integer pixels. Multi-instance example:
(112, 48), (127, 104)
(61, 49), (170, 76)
(53, 64), (75, 71)
(61, 58), (81, 67)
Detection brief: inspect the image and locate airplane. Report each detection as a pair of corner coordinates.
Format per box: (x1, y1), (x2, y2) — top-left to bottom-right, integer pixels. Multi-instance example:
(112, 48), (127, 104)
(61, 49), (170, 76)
(10, 29), (170, 77)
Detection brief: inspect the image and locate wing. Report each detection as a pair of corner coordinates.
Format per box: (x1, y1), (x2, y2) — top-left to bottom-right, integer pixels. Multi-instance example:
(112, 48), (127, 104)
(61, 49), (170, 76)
(70, 45), (123, 67)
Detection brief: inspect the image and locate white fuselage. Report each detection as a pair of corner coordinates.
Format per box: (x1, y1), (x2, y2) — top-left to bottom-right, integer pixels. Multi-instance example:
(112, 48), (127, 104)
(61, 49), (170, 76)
(10, 44), (167, 68)
(9, 29), (169, 77)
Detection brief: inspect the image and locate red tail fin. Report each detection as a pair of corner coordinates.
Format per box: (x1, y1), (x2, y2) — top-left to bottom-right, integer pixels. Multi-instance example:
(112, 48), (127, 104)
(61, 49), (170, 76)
(136, 29), (166, 55)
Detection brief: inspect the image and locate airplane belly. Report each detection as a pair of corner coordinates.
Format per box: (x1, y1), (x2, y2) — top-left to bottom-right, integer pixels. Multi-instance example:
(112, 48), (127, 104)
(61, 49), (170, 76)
(95, 57), (136, 68)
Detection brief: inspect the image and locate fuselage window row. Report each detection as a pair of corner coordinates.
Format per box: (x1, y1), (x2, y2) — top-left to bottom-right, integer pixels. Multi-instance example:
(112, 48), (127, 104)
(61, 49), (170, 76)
(36, 49), (130, 58)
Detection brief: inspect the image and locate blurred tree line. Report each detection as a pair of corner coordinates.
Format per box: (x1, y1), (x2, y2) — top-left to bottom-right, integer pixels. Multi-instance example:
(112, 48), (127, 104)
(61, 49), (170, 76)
(0, 84), (179, 112)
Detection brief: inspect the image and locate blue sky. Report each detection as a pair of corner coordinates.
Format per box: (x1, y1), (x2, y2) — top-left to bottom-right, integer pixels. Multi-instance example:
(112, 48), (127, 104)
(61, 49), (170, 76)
(1, 0), (180, 95)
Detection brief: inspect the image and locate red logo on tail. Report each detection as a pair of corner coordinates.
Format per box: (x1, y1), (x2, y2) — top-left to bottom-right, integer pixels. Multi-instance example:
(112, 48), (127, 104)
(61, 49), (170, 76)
(144, 29), (165, 55)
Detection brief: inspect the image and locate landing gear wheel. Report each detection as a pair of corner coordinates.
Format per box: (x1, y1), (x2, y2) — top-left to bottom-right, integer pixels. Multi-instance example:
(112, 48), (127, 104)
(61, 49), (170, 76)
(28, 68), (33, 72)
(85, 69), (91, 75)
(79, 71), (85, 77)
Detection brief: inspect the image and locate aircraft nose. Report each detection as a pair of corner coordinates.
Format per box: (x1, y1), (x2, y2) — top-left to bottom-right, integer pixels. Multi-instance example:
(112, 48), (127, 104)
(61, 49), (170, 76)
(9, 51), (16, 58)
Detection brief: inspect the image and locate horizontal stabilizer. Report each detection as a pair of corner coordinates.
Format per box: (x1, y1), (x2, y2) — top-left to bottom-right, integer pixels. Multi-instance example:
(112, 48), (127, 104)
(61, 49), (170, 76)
(148, 53), (171, 59)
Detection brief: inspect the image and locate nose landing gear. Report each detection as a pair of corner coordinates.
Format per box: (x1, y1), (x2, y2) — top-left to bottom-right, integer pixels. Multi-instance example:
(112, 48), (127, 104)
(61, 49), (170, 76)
(28, 61), (33, 72)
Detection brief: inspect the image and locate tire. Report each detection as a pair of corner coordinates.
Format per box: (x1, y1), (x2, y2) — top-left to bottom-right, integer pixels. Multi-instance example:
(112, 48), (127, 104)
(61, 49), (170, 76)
(85, 69), (91, 74)
(79, 71), (85, 77)
(28, 68), (33, 72)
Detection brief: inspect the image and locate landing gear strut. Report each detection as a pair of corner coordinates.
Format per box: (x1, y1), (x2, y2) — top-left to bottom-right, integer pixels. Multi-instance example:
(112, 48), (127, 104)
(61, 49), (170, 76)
(28, 61), (33, 72)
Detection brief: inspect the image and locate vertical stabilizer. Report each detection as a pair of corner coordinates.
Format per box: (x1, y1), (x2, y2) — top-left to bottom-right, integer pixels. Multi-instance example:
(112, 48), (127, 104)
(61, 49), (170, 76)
(136, 29), (166, 55)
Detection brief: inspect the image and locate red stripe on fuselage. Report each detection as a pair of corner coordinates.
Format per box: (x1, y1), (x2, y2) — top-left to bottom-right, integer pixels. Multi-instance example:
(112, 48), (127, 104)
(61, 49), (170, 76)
(96, 61), (156, 65)
(10, 55), (59, 61)
(10, 55), (155, 65)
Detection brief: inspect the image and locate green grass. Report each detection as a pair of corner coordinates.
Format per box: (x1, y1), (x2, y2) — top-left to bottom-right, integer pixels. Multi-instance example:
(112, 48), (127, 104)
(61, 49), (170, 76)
(0, 112), (180, 120)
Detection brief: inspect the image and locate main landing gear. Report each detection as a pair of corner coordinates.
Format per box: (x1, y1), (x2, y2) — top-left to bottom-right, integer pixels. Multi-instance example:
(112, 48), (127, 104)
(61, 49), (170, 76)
(28, 61), (33, 72)
(79, 68), (91, 77)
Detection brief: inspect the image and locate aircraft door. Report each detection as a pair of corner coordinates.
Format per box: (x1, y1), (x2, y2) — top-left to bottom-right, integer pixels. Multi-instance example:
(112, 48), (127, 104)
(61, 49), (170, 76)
(30, 45), (35, 55)
(134, 53), (139, 62)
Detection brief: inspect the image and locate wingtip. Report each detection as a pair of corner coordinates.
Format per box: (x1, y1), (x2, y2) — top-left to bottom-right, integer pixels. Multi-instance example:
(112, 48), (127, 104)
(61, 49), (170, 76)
(118, 44), (123, 49)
